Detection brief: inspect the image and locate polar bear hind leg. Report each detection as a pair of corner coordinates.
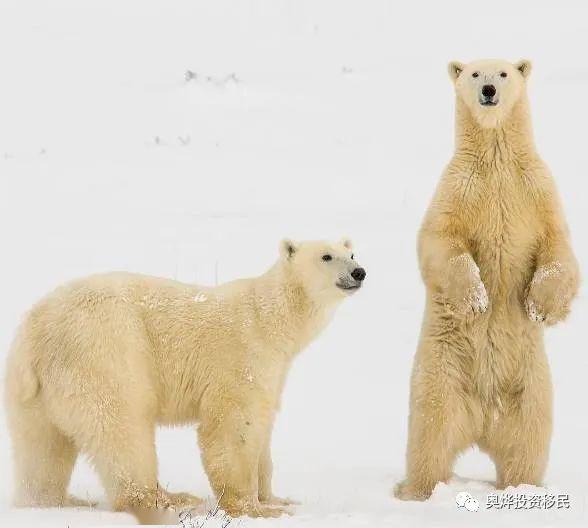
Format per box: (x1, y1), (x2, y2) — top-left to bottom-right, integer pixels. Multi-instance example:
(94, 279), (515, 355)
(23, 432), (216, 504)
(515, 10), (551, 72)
(7, 397), (93, 508)
(479, 361), (552, 489)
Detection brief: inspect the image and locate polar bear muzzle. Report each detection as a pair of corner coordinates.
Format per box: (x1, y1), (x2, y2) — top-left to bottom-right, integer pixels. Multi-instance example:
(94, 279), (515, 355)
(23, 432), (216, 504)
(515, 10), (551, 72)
(337, 266), (366, 291)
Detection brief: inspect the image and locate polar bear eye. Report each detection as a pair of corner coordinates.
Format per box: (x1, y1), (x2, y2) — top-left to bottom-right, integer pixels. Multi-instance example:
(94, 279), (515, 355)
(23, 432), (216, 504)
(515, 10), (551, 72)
(351, 254), (355, 260)
(322, 254), (333, 262)
(500, 71), (507, 78)
(472, 72), (479, 78)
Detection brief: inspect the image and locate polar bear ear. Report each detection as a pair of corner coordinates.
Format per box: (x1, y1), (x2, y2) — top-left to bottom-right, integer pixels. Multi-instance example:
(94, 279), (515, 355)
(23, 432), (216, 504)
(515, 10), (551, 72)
(515, 59), (532, 79)
(280, 239), (298, 259)
(340, 238), (353, 250)
(448, 61), (465, 81)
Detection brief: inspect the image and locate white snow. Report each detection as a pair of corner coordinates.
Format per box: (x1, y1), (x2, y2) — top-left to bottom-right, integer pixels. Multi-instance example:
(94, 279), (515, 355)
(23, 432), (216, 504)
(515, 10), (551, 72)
(1, 1), (587, 526)
(193, 293), (208, 303)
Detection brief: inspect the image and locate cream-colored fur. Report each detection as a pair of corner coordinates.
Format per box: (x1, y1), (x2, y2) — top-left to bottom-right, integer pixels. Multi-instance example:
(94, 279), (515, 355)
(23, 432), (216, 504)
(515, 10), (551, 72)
(395, 59), (580, 500)
(5, 238), (364, 517)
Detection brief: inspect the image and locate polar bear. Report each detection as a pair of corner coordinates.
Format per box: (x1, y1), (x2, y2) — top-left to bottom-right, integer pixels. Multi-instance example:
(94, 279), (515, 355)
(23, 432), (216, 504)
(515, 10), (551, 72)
(5, 238), (365, 518)
(394, 59), (580, 501)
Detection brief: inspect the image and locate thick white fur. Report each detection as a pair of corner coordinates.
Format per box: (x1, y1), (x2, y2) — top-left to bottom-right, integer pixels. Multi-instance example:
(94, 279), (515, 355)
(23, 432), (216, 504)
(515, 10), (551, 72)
(395, 59), (580, 501)
(5, 238), (362, 518)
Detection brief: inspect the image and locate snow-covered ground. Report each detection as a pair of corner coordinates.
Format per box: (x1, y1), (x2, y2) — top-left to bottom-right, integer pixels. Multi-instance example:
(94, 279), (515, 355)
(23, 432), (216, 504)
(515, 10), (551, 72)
(1, 1), (587, 526)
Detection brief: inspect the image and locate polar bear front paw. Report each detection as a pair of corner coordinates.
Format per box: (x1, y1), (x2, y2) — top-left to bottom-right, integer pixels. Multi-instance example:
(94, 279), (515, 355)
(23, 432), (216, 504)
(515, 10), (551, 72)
(260, 494), (300, 506)
(249, 504), (293, 518)
(462, 279), (489, 314)
(525, 299), (546, 323)
(163, 491), (204, 510)
(226, 500), (293, 518)
(444, 254), (489, 317)
(525, 262), (577, 326)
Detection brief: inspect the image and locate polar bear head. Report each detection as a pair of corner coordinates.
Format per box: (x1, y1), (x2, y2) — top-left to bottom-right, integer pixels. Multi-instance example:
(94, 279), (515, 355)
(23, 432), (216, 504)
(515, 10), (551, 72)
(448, 58), (531, 128)
(279, 238), (366, 303)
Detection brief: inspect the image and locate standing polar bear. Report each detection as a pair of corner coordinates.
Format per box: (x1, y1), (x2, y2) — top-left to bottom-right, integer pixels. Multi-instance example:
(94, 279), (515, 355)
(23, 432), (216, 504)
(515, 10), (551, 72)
(395, 59), (579, 500)
(6, 238), (366, 518)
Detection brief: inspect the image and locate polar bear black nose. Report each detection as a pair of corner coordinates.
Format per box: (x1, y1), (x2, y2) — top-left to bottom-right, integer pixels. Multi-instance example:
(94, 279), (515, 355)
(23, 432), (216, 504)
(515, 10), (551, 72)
(482, 84), (496, 98)
(351, 267), (366, 282)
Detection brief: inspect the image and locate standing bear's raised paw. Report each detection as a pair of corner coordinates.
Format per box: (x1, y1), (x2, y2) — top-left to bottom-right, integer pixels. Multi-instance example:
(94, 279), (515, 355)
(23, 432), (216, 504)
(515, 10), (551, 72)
(525, 261), (579, 325)
(441, 253), (489, 317)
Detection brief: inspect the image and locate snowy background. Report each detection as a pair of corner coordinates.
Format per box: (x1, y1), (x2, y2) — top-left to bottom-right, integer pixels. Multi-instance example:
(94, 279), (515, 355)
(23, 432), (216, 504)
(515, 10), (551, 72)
(1, 0), (587, 526)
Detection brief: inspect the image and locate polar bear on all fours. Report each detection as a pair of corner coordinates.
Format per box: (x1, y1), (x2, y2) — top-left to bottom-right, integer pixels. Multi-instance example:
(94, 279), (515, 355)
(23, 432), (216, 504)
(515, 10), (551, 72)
(5, 238), (366, 518)
(395, 59), (580, 501)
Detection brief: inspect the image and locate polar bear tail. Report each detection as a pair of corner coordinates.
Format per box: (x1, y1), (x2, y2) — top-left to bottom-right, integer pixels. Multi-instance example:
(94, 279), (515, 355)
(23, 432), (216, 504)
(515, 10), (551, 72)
(6, 326), (40, 403)
(12, 356), (39, 402)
